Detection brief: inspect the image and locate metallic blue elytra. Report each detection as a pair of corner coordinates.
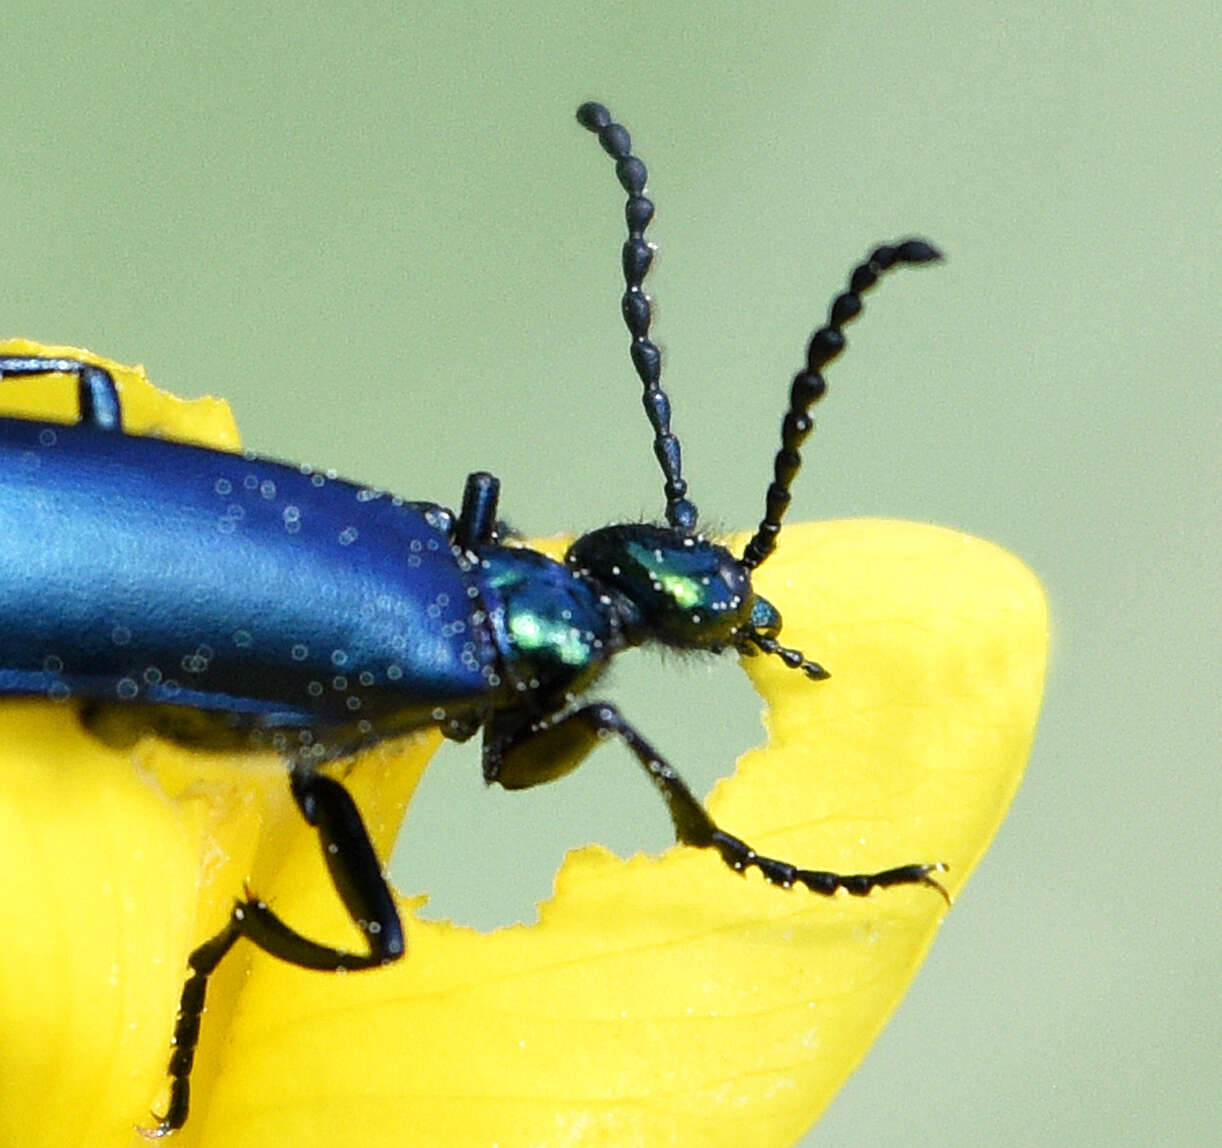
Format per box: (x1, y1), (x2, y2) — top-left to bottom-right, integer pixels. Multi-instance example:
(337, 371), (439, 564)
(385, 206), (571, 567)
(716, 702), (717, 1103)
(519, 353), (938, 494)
(0, 101), (947, 1136)
(0, 417), (494, 740)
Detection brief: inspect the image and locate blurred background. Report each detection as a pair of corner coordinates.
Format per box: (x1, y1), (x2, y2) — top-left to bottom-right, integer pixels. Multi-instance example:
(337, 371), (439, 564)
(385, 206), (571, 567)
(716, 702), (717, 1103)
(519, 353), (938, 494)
(3, 2), (1215, 1143)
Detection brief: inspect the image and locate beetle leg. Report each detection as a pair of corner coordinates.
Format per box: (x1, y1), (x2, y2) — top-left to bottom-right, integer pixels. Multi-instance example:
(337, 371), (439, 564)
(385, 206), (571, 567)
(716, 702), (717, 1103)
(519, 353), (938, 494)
(486, 701), (949, 901)
(139, 921), (241, 1137)
(456, 470), (501, 549)
(143, 769), (404, 1136)
(264, 767), (407, 966)
(0, 354), (123, 430)
(483, 707), (599, 789)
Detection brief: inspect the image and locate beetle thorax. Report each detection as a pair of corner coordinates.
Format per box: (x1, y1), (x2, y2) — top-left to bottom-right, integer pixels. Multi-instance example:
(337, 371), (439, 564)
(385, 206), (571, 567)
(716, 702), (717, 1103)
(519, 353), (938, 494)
(476, 546), (624, 708)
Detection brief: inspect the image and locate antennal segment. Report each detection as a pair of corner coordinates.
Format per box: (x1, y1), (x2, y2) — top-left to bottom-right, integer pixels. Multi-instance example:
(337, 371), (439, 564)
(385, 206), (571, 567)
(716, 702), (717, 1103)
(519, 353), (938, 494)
(740, 239), (942, 570)
(576, 101), (697, 532)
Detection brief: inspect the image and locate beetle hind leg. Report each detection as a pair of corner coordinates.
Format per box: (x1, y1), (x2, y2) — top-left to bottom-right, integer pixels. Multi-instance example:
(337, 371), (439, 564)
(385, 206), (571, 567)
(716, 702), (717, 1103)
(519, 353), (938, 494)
(141, 768), (404, 1136)
(139, 921), (242, 1138)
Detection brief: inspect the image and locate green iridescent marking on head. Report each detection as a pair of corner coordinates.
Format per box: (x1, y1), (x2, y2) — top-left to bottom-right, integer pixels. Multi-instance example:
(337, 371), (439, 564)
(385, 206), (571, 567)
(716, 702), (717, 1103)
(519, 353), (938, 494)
(658, 572), (701, 610)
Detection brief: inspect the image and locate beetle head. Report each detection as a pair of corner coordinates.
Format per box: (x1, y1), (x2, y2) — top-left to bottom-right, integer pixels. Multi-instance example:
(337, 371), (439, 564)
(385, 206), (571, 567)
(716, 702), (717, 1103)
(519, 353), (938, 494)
(566, 524), (775, 653)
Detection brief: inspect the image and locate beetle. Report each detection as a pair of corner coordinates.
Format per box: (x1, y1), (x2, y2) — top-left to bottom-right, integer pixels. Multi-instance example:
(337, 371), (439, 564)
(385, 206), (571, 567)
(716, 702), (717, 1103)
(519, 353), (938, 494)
(1, 101), (945, 1135)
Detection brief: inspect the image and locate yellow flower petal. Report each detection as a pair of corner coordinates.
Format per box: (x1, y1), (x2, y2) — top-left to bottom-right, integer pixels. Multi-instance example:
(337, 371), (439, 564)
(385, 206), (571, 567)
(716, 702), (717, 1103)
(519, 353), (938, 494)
(0, 338), (239, 447)
(0, 343), (1047, 1146)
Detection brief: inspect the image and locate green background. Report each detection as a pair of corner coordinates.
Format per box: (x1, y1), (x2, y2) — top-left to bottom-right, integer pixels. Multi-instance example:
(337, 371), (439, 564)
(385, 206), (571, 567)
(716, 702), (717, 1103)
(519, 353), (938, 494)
(3, 2), (1215, 1144)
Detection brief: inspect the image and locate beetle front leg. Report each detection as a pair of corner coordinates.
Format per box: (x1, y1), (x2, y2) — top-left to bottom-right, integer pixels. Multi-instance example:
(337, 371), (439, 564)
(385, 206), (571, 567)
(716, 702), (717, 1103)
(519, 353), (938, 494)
(142, 768), (404, 1137)
(485, 702), (948, 901)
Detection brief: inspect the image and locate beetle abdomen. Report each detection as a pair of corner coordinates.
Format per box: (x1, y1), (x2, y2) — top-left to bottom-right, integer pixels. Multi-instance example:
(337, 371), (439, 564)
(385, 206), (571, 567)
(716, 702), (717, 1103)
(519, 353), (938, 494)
(0, 419), (496, 740)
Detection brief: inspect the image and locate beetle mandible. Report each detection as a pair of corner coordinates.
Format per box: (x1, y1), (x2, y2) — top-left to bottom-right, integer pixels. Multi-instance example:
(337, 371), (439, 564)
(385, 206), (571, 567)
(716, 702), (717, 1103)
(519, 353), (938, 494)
(0, 101), (946, 1136)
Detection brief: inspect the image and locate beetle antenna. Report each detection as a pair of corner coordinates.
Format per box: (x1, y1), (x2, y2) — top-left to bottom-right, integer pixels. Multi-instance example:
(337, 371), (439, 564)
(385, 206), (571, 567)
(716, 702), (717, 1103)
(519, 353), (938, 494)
(740, 239), (943, 570)
(577, 101), (698, 533)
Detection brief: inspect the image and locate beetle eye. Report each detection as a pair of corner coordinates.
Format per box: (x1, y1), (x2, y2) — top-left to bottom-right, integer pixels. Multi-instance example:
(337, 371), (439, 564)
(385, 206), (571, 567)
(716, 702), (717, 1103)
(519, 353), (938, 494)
(749, 596), (782, 639)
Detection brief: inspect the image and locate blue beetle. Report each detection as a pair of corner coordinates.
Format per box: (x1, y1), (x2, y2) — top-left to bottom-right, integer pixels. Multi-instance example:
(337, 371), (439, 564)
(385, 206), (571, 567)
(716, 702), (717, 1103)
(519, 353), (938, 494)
(0, 102), (945, 1135)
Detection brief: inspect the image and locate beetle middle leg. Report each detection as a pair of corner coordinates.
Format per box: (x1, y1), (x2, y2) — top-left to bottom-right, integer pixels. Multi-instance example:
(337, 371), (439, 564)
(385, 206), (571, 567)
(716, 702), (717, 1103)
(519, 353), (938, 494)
(484, 703), (948, 902)
(0, 354), (123, 430)
(144, 767), (404, 1137)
